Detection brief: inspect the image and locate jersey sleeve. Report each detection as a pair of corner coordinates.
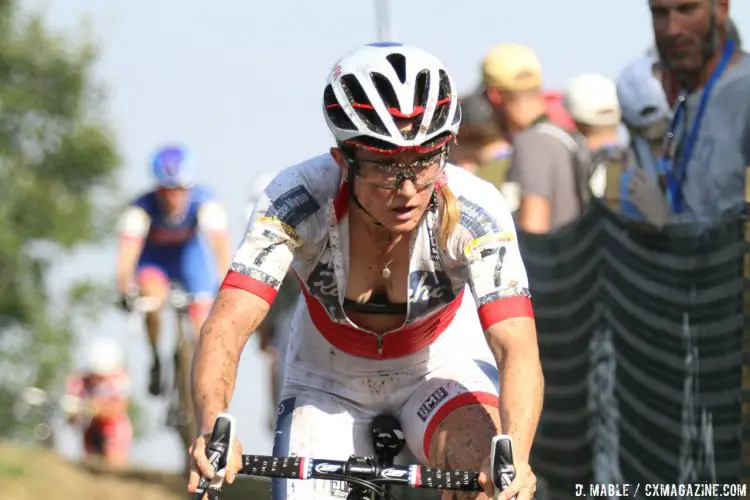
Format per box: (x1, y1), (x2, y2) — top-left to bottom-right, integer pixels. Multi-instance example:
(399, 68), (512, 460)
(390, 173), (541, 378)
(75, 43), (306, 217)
(197, 201), (229, 232)
(117, 205), (151, 239)
(221, 170), (322, 306)
(455, 188), (534, 331)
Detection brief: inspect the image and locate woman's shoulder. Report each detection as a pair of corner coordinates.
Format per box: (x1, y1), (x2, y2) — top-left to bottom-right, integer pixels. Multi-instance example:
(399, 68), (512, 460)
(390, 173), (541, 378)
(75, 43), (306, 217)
(441, 165), (517, 259)
(444, 164), (511, 214)
(268, 153), (342, 205)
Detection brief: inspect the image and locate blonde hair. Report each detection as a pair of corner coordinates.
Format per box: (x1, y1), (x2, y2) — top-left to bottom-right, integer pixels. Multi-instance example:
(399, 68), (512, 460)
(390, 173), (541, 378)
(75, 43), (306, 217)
(438, 184), (461, 249)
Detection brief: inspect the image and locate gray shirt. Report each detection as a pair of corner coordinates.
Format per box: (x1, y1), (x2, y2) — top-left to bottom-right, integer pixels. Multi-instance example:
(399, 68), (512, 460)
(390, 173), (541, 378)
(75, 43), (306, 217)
(506, 124), (581, 230)
(671, 52), (750, 225)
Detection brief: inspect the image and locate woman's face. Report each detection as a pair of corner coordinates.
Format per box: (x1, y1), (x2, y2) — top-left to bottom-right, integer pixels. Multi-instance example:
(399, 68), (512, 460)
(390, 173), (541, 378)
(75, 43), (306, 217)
(334, 147), (446, 233)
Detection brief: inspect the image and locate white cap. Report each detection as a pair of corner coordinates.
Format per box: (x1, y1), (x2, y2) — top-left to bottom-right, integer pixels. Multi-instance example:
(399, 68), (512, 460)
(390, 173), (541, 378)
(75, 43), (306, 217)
(616, 56), (670, 129)
(245, 171), (279, 220)
(87, 337), (123, 375)
(563, 73), (621, 127)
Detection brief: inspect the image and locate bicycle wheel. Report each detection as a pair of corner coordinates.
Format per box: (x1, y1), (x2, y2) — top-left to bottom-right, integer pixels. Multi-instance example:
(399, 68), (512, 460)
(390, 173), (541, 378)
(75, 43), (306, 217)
(174, 315), (198, 472)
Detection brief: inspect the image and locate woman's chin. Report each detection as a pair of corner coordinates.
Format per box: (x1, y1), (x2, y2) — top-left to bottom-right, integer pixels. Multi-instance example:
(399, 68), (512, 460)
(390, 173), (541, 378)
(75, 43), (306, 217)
(379, 210), (424, 232)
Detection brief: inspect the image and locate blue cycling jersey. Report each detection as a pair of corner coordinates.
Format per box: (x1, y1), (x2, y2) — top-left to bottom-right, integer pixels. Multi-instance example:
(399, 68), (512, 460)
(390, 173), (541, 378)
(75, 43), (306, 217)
(124, 185), (223, 296)
(130, 185), (218, 247)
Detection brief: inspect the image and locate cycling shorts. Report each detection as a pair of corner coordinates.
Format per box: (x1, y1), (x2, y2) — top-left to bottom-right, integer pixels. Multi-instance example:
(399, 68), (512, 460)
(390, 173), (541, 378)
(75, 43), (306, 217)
(84, 416), (132, 457)
(271, 295), (499, 500)
(136, 237), (217, 298)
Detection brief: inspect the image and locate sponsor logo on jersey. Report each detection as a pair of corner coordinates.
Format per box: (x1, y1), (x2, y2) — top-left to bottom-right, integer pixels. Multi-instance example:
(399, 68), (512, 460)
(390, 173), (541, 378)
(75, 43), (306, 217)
(463, 232), (515, 257)
(408, 270), (456, 318)
(458, 196), (500, 239)
(476, 287), (531, 307)
(427, 225), (440, 262)
(148, 226), (196, 245)
(417, 387), (449, 422)
(494, 246), (507, 287)
(265, 185), (320, 230)
(229, 263), (281, 288)
(306, 245), (346, 321)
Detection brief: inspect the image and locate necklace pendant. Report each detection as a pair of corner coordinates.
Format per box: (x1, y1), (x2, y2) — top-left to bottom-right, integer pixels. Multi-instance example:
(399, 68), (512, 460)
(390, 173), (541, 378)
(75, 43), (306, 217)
(381, 267), (391, 279)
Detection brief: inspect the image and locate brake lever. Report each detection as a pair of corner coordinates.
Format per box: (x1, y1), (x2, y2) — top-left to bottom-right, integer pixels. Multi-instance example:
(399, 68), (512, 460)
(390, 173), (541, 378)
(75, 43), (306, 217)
(490, 435), (516, 500)
(194, 413), (236, 500)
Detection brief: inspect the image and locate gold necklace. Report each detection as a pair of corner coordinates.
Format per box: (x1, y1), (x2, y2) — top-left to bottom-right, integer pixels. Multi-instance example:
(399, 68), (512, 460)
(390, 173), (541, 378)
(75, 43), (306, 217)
(380, 234), (400, 280)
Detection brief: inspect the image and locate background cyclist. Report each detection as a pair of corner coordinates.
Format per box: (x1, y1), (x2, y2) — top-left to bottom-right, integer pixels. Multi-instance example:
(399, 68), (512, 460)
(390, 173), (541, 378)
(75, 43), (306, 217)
(65, 337), (132, 467)
(115, 145), (232, 396)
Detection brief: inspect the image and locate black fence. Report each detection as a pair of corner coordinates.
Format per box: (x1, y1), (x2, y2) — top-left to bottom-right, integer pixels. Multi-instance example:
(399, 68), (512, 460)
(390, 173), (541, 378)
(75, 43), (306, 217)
(520, 201), (746, 499)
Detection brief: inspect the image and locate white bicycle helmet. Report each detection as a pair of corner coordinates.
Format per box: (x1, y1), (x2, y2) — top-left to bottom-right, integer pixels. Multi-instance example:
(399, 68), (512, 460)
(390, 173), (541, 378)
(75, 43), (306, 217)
(323, 42), (461, 154)
(86, 337), (124, 375)
(616, 56), (670, 130)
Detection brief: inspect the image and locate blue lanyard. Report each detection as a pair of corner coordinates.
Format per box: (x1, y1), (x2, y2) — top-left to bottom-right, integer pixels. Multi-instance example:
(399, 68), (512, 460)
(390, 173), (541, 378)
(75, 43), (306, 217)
(659, 39), (734, 213)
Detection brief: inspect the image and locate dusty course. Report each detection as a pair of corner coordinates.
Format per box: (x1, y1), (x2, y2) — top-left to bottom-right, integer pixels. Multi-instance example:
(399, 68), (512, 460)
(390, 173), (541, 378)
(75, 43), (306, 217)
(0, 443), (269, 500)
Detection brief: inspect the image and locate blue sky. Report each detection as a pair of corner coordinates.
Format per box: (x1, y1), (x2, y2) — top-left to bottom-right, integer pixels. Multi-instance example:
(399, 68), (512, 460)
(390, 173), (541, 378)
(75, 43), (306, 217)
(25, 0), (750, 472)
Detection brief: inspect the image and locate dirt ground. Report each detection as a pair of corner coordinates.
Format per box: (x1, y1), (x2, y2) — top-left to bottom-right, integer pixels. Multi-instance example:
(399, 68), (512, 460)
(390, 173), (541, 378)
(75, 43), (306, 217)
(0, 443), (269, 500)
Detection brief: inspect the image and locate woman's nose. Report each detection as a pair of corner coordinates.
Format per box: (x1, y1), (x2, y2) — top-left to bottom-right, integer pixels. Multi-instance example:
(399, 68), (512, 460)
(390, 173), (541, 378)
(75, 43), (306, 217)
(397, 179), (417, 197)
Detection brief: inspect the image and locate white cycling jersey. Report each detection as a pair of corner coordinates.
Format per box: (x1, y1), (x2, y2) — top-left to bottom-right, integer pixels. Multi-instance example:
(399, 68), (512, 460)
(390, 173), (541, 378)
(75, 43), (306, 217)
(223, 154), (534, 491)
(224, 154), (532, 361)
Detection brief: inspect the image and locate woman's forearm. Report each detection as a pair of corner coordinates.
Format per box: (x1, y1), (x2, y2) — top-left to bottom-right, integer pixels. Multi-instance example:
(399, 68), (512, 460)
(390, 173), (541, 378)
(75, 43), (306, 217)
(496, 345), (544, 463)
(192, 326), (243, 433)
(191, 289), (269, 433)
(486, 318), (544, 464)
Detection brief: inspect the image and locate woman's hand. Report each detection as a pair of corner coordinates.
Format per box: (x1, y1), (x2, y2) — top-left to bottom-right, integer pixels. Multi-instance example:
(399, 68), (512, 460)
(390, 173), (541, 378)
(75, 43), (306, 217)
(186, 431), (244, 498)
(479, 456), (537, 500)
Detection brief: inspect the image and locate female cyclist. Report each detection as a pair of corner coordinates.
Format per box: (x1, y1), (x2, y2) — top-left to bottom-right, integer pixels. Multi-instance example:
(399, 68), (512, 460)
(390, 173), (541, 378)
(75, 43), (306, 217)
(188, 42), (543, 500)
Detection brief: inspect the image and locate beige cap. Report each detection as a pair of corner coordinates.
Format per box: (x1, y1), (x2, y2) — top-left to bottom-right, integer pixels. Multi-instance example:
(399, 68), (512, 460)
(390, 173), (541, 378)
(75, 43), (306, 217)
(482, 43), (542, 91)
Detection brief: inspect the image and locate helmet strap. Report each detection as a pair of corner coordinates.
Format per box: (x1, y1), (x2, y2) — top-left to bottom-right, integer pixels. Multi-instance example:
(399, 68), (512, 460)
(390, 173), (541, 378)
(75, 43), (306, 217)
(346, 160), (384, 227)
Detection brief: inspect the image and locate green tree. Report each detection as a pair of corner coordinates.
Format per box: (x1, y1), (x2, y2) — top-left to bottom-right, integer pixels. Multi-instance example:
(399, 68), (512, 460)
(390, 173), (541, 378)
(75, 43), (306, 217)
(0, 0), (121, 437)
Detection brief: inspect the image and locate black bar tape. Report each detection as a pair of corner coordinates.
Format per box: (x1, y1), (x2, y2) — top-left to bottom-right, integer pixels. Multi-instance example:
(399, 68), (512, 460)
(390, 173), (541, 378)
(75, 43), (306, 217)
(418, 467), (482, 491)
(241, 455), (305, 479)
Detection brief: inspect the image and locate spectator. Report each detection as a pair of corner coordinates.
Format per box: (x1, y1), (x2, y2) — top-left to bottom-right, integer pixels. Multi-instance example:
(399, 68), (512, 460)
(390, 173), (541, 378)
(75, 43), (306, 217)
(617, 56), (672, 222)
(563, 73), (628, 207)
(649, 0), (750, 226)
(659, 16), (742, 107)
(481, 43), (574, 139)
(452, 91), (512, 183)
(616, 55), (673, 221)
(543, 90), (576, 132)
(564, 74), (622, 152)
(618, 56), (671, 173)
(482, 44), (583, 230)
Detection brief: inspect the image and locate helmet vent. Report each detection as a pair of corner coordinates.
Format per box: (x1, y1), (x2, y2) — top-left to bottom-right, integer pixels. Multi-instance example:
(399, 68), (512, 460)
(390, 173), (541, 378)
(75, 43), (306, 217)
(428, 70), (452, 134)
(414, 70), (430, 110)
(324, 84), (357, 131)
(385, 53), (407, 84)
(340, 74), (389, 135)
